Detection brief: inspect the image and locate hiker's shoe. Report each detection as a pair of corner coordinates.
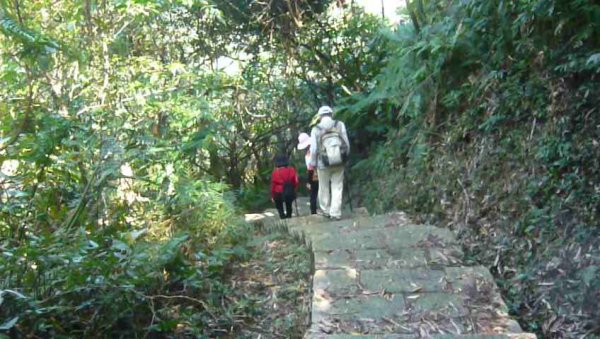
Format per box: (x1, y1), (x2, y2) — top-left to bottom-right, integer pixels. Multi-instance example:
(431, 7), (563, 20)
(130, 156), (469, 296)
(331, 216), (342, 221)
(317, 210), (330, 218)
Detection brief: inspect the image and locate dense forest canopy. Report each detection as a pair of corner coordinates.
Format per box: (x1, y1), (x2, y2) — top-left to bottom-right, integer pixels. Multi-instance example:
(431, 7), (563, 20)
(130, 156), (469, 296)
(1, 0), (598, 337)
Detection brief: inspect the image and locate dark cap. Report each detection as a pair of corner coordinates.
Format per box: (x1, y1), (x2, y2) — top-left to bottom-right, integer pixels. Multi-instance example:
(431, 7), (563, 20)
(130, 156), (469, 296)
(275, 155), (289, 167)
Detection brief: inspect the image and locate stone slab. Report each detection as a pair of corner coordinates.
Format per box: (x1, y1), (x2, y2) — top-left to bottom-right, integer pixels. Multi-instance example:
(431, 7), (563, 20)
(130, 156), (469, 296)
(313, 269), (360, 297)
(290, 213), (413, 235)
(312, 295), (406, 321)
(311, 229), (387, 252)
(384, 226), (457, 249)
(249, 206), (536, 338)
(435, 336), (513, 339)
(310, 335), (536, 339)
(405, 292), (467, 318)
(314, 249), (354, 269)
(360, 268), (448, 293)
(314, 247), (466, 270)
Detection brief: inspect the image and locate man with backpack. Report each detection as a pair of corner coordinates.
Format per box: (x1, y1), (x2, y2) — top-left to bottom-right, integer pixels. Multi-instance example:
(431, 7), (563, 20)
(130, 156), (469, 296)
(270, 155), (299, 219)
(309, 106), (350, 220)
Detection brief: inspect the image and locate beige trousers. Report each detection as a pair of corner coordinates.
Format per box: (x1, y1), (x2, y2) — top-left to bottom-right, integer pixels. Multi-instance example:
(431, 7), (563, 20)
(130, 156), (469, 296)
(317, 166), (344, 218)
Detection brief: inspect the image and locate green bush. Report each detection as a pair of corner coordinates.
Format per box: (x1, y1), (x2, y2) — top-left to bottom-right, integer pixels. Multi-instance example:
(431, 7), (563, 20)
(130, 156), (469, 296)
(345, 0), (600, 337)
(0, 165), (254, 337)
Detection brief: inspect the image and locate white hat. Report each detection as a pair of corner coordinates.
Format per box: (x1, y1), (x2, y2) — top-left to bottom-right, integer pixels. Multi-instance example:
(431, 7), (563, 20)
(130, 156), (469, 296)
(317, 105), (333, 116)
(297, 132), (310, 150)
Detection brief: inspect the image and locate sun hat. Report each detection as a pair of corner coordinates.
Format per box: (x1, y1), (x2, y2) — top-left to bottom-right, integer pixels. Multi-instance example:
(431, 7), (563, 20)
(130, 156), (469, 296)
(297, 133), (310, 150)
(317, 105), (333, 116)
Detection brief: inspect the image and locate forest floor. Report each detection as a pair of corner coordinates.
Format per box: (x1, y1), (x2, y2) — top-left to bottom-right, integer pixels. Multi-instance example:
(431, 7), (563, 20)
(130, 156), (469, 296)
(229, 223), (313, 338)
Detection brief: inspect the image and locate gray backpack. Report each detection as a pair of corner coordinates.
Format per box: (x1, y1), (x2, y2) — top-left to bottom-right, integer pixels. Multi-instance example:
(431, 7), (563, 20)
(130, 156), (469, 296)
(317, 121), (348, 167)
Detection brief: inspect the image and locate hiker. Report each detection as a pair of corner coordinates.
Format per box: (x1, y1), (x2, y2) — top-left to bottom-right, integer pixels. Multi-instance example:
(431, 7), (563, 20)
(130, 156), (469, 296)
(298, 132), (319, 215)
(270, 155), (299, 219)
(309, 105), (350, 220)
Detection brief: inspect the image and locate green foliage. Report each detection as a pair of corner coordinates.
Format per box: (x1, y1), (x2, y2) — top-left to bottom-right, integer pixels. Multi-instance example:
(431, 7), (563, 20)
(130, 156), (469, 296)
(0, 224), (252, 337)
(237, 184), (273, 212)
(0, 0), (328, 336)
(348, 0), (600, 337)
(0, 8), (60, 55)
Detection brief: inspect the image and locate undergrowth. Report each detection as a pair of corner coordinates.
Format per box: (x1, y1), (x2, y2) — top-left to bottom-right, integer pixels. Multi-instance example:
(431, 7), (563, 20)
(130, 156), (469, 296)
(1, 169), (312, 338)
(231, 224), (312, 338)
(344, 0), (600, 337)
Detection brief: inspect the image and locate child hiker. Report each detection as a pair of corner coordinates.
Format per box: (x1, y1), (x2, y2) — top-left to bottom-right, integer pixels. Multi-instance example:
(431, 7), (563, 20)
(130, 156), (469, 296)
(270, 155), (298, 219)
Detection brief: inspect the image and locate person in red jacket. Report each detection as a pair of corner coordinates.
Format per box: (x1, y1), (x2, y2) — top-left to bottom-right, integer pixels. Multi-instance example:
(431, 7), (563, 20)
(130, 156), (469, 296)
(270, 155), (299, 219)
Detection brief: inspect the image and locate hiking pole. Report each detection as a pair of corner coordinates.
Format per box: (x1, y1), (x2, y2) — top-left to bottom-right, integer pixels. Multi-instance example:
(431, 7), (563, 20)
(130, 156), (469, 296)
(294, 197), (299, 217)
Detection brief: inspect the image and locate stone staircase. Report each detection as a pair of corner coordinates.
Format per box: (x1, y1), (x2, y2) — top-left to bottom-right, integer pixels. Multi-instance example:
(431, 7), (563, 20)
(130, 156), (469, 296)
(245, 199), (536, 338)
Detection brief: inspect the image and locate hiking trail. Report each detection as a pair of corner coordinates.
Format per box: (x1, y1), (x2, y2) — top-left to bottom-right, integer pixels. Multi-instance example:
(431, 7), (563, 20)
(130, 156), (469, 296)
(246, 198), (537, 338)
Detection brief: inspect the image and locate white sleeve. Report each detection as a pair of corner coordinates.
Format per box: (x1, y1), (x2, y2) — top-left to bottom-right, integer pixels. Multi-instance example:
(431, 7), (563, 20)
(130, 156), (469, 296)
(341, 122), (350, 154)
(309, 127), (318, 167)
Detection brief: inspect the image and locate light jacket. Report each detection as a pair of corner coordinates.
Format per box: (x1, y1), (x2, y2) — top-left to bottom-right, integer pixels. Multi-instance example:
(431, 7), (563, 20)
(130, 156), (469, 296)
(270, 166), (299, 198)
(309, 116), (350, 169)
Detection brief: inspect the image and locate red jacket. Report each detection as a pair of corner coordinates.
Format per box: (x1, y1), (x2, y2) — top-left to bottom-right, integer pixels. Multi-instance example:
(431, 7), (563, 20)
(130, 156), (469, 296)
(270, 167), (299, 198)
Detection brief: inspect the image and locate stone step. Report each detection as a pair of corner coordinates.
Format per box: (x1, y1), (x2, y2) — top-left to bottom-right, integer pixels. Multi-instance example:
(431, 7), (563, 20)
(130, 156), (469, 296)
(313, 245), (465, 270)
(244, 196), (367, 225)
(312, 266), (501, 301)
(300, 214), (535, 338)
(309, 265), (524, 336)
(287, 211), (403, 231)
(318, 334), (536, 339)
(292, 215), (448, 239)
(245, 205), (535, 338)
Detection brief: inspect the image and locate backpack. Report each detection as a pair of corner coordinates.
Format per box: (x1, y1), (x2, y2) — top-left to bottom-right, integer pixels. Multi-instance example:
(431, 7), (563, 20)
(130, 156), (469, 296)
(317, 121), (348, 167)
(279, 168), (296, 200)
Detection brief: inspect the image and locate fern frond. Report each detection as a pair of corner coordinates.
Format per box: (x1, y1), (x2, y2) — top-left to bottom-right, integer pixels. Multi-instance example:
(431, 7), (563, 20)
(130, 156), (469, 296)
(0, 8), (60, 52)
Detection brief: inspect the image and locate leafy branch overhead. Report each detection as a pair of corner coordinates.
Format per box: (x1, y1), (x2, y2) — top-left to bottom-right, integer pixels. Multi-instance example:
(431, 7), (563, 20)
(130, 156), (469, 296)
(0, 8), (61, 54)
